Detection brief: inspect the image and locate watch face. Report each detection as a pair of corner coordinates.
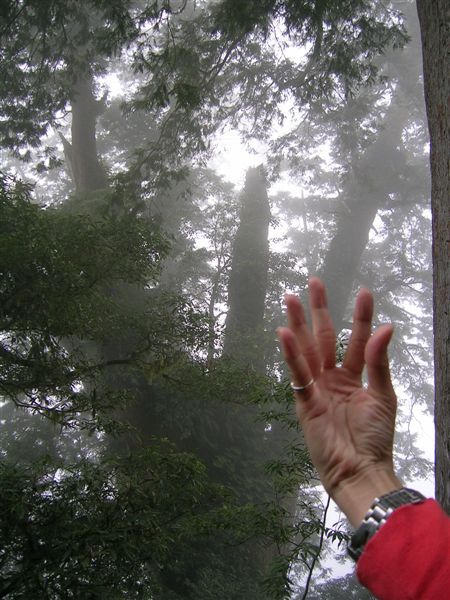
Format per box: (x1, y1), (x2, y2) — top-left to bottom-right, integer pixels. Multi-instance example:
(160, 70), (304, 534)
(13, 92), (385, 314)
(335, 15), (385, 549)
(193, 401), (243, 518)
(348, 488), (426, 561)
(380, 488), (426, 509)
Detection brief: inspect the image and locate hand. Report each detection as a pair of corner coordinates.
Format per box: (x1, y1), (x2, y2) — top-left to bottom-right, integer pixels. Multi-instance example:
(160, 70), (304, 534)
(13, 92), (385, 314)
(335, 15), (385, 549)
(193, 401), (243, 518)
(277, 278), (402, 526)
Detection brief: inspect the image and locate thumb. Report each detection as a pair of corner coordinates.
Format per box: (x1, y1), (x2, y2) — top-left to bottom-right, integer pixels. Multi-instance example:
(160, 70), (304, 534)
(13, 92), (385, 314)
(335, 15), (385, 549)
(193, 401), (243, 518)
(365, 324), (395, 397)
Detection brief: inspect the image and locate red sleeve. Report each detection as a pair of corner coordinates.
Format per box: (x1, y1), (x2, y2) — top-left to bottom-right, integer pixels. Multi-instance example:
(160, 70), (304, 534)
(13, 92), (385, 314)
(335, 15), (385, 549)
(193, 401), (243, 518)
(356, 499), (450, 599)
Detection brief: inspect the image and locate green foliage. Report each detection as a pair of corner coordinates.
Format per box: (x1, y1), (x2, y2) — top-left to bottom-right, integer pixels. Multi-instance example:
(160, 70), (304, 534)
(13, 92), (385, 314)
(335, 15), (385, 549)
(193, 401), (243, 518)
(0, 442), (232, 598)
(0, 389), (323, 599)
(0, 0), (181, 152)
(0, 172), (170, 427)
(0, 0), (408, 167)
(0, 170), (323, 598)
(213, 0), (408, 98)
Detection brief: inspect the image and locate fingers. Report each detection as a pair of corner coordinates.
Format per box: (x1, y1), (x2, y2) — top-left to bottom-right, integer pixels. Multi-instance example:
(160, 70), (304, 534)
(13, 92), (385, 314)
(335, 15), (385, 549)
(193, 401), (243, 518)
(284, 278), (336, 373)
(309, 278), (336, 369)
(365, 324), (396, 398)
(343, 288), (373, 375)
(277, 326), (328, 421)
(277, 327), (315, 393)
(284, 294), (322, 378)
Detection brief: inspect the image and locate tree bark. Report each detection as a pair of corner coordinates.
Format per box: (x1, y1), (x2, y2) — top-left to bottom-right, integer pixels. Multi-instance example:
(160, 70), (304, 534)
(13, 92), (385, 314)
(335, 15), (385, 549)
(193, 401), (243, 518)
(223, 166), (271, 372)
(319, 106), (408, 331)
(316, 2), (425, 334)
(319, 192), (379, 332)
(416, 0), (450, 515)
(69, 76), (108, 193)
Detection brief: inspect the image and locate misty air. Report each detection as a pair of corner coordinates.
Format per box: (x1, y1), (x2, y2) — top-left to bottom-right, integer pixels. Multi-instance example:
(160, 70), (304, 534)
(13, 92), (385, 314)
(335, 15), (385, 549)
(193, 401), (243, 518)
(0, 1), (448, 599)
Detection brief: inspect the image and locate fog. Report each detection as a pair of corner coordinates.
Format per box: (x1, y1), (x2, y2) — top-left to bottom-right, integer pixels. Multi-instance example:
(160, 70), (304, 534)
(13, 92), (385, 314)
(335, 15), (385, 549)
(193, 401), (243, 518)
(0, 1), (434, 598)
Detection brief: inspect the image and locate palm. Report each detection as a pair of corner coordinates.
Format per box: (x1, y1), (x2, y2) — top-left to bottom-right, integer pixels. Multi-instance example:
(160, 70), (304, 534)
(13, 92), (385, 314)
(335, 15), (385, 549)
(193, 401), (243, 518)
(279, 278), (397, 496)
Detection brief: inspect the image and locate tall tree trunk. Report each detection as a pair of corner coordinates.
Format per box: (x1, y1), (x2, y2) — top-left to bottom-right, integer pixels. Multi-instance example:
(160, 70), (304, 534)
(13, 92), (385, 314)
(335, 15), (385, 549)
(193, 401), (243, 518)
(317, 2), (425, 333)
(319, 108), (408, 331)
(416, 0), (449, 515)
(223, 166), (271, 372)
(319, 191), (379, 332)
(63, 72), (154, 449)
(222, 165), (279, 582)
(66, 75), (108, 193)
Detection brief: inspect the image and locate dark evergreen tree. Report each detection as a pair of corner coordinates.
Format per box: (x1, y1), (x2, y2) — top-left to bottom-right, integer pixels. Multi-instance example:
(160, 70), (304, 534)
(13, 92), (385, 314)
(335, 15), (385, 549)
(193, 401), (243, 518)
(224, 166), (271, 371)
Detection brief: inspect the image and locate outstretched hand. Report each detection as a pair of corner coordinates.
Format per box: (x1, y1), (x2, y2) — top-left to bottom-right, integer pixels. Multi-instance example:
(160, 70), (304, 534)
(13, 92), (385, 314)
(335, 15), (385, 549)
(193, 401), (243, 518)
(277, 278), (402, 526)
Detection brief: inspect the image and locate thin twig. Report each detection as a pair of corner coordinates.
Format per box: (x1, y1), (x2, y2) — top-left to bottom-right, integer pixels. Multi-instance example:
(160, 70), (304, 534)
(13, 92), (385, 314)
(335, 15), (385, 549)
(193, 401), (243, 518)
(301, 494), (331, 600)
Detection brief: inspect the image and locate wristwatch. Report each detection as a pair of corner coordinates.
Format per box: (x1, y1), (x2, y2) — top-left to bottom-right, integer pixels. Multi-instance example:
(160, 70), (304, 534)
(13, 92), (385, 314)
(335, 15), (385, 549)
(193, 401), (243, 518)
(347, 487), (426, 561)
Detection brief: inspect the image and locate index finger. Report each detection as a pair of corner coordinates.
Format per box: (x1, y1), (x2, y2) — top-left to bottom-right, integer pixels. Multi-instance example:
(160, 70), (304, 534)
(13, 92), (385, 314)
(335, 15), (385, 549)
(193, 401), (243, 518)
(285, 294), (322, 378)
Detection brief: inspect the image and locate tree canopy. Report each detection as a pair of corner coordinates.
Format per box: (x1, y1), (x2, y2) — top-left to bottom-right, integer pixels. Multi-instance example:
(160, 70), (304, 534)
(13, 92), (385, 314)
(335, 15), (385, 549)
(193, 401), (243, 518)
(0, 1), (438, 598)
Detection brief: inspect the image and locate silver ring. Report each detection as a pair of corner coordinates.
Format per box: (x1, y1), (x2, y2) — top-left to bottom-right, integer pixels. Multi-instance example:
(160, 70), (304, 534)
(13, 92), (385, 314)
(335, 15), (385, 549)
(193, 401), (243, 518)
(290, 379), (315, 392)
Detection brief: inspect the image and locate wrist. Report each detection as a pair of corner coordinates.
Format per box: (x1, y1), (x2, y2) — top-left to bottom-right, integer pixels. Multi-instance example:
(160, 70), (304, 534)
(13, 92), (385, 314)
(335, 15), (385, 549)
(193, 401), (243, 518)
(332, 467), (402, 528)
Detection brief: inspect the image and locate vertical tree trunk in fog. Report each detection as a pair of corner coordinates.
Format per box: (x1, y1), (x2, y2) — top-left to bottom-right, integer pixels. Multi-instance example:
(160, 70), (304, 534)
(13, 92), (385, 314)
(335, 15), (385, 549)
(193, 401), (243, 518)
(416, 0), (450, 515)
(319, 194), (378, 332)
(320, 105), (408, 332)
(69, 75), (108, 193)
(64, 73), (154, 451)
(223, 166), (271, 372)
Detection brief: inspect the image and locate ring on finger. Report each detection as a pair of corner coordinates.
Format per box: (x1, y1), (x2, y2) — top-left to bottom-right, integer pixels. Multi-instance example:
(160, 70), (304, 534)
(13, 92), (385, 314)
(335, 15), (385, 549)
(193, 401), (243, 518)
(290, 379), (315, 392)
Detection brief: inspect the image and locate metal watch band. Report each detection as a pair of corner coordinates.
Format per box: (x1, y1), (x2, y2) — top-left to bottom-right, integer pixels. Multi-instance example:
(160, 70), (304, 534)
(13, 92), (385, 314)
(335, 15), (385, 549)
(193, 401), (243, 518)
(347, 487), (426, 561)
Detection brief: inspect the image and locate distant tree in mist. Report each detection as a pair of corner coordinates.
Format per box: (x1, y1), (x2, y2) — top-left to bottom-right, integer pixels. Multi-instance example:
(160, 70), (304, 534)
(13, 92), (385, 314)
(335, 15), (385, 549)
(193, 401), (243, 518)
(223, 166), (270, 370)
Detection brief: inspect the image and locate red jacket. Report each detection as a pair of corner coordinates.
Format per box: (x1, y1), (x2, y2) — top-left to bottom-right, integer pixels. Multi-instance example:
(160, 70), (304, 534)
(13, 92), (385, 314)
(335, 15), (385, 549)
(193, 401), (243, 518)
(357, 499), (450, 599)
